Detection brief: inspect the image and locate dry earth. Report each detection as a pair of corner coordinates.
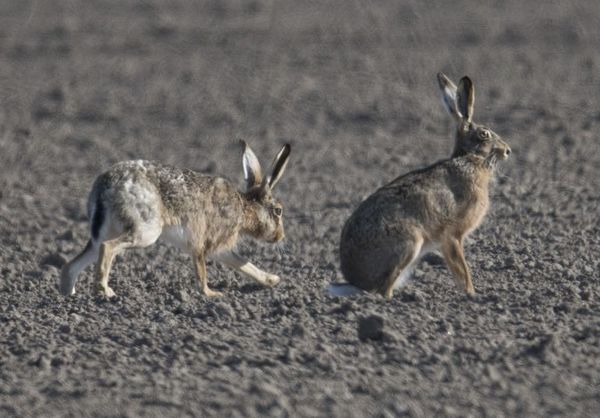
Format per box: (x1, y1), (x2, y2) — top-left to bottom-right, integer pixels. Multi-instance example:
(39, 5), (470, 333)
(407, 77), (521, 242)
(0, 0), (599, 416)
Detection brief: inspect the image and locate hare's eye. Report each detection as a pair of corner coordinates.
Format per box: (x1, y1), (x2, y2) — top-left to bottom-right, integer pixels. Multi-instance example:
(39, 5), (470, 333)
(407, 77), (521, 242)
(479, 130), (491, 140)
(272, 207), (283, 217)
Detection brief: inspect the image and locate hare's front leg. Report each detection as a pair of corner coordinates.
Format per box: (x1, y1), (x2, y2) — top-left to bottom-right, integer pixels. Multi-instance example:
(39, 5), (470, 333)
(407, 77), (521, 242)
(194, 253), (223, 297)
(214, 251), (280, 287)
(441, 237), (475, 295)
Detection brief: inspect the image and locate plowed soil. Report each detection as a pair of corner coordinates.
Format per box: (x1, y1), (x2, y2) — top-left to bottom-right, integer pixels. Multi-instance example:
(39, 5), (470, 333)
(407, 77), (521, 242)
(1, 1), (599, 416)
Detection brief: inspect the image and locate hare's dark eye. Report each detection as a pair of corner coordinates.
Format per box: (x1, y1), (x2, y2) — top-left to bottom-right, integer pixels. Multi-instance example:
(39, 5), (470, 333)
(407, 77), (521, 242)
(272, 207), (283, 217)
(479, 130), (491, 140)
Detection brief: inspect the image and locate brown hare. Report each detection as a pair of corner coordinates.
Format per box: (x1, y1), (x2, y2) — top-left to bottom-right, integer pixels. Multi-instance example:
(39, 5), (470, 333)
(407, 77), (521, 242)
(331, 73), (510, 300)
(60, 141), (291, 298)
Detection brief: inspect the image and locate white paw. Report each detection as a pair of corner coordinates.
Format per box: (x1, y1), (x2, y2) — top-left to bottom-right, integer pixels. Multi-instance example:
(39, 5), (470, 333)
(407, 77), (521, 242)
(204, 288), (224, 298)
(265, 274), (280, 287)
(97, 285), (116, 298)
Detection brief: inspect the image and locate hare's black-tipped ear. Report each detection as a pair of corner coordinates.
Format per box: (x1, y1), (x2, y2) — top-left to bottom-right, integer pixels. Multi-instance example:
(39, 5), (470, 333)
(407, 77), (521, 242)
(265, 144), (291, 190)
(241, 140), (263, 189)
(457, 76), (475, 123)
(437, 72), (461, 120)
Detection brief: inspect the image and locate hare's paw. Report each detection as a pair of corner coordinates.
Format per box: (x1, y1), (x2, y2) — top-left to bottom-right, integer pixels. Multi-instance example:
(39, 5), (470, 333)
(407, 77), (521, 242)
(264, 274), (280, 287)
(96, 284), (116, 298)
(59, 281), (76, 296)
(59, 287), (76, 296)
(203, 288), (224, 298)
(59, 269), (76, 296)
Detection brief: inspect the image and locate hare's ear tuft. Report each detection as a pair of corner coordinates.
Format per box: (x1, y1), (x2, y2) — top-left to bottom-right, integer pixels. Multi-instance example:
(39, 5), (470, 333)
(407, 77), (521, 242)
(457, 76), (475, 123)
(437, 72), (462, 120)
(265, 144), (291, 190)
(241, 140), (263, 189)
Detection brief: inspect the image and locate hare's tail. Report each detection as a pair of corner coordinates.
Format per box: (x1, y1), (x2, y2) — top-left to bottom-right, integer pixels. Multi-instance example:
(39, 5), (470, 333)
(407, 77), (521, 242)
(326, 282), (365, 297)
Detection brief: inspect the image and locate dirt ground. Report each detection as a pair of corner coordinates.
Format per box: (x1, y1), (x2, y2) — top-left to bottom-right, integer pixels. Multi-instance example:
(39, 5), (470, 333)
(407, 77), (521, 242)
(1, 0), (599, 416)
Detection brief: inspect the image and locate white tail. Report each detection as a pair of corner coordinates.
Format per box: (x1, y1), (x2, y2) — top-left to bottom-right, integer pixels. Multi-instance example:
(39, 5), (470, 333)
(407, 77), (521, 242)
(326, 283), (364, 297)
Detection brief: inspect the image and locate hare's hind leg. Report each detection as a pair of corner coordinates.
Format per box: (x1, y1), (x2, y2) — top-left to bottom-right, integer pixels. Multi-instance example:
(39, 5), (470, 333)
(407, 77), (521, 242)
(60, 240), (100, 296)
(381, 240), (423, 301)
(213, 251), (280, 287)
(95, 226), (162, 298)
(96, 236), (132, 298)
(441, 237), (474, 295)
(193, 253), (223, 298)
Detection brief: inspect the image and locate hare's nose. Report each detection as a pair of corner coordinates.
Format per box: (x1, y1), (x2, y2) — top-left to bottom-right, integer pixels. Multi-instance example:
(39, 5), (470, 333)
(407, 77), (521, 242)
(504, 147), (511, 157)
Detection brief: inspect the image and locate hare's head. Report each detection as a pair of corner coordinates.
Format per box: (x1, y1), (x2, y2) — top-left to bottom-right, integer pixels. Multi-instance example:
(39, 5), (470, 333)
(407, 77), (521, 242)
(240, 141), (291, 243)
(437, 73), (511, 163)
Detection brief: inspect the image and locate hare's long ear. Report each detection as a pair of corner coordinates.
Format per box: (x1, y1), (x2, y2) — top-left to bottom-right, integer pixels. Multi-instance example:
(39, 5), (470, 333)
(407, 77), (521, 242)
(241, 140), (263, 190)
(457, 76), (475, 123)
(437, 72), (461, 121)
(264, 144), (291, 190)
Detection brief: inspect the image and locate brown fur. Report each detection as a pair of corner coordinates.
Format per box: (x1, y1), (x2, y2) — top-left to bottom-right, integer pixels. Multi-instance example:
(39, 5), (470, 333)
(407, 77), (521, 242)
(60, 142), (291, 298)
(339, 74), (510, 299)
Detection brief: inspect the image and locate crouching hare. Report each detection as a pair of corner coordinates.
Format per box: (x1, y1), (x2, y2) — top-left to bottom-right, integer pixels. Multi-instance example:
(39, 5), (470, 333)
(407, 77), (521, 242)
(60, 141), (291, 298)
(332, 73), (511, 300)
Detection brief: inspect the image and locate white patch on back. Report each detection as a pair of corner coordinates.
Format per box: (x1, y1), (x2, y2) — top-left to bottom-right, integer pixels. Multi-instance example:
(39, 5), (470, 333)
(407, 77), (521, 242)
(134, 160), (147, 173)
(123, 179), (155, 204)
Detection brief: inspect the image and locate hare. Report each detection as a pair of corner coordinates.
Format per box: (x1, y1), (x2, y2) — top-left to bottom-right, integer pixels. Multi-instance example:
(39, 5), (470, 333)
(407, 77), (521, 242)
(60, 141), (291, 298)
(331, 73), (511, 300)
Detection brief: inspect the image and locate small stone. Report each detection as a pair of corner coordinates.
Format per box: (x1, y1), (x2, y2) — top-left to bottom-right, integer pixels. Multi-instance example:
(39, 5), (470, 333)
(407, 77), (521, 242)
(57, 230), (74, 241)
(69, 313), (83, 324)
(252, 382), (282, 397)
(175, 289), (190, 303)
(443, 405), (458, 416)
(382, 330), (405, 344)
(524, 334), (560, 363)
(400, 289), (424, 303)
(486, 364), (502, 382)
(554, 303), (570, 313)
(421, 252), (444, 266)
(329, 301), (354, 316)
(358, 314), (384, 341)
(51, 357), (64, 367)
(35, 354), (51, 370)
(58, 323), (71, 333)
(290, 323), (305, 338)
(504, 255), (516, 268)
(211, 302), (235, 319)
(437, 320), (454, 336)
(282, 347), (297, 363)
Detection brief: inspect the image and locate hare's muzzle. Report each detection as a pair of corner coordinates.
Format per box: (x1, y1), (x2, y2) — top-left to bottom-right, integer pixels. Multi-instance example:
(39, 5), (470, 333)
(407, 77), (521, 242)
(273, 230), (285, 242)
(494, 140), (511, 160)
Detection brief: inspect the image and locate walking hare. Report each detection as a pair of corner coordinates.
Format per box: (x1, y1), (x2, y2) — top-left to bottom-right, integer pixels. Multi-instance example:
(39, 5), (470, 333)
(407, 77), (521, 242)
(60, 141), (291, 298)
(332, 73), (510, 300)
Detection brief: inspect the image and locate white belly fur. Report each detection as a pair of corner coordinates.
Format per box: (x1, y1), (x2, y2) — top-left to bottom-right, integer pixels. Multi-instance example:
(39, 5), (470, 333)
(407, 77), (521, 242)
(160, 225), (192, 250)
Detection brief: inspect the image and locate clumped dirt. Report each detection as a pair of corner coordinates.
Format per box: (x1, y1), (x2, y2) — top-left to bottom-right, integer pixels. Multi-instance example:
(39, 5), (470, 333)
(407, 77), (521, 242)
(1, 1), (599, 416)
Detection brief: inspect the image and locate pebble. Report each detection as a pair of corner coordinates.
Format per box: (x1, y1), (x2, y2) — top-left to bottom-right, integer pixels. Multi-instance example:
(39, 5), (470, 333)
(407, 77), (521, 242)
(358, 314), (384, 341)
